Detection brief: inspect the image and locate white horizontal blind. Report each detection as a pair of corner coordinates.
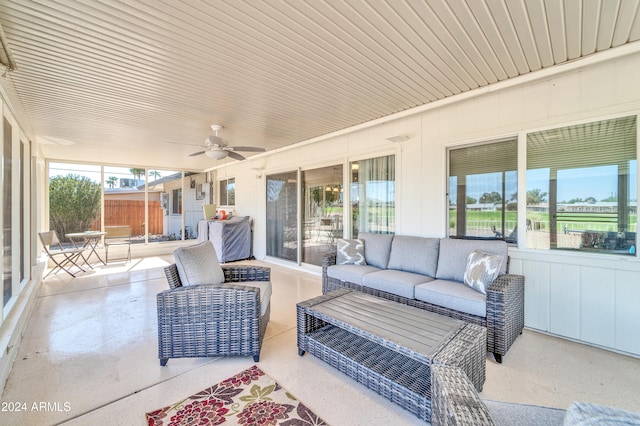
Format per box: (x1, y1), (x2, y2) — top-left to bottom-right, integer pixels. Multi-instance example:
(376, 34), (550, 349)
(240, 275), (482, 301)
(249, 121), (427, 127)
(449, 139), (518, 177)
(527, 116), (637, 170)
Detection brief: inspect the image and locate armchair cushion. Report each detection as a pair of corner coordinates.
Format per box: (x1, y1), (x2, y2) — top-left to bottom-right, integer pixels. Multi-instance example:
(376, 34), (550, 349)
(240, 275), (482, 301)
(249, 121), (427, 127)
(173, 241), (225, 286)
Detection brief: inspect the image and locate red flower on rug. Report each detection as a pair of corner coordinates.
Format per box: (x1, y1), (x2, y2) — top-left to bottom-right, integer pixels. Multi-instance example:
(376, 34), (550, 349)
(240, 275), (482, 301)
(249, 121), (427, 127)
(168, 399), (229, 426)
(236, 400), (294, 426)
(146, 366), (328, 426)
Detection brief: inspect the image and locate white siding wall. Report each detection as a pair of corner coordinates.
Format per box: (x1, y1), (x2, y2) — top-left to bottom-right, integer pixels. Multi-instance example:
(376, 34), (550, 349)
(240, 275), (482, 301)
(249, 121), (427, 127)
(224, 51), (640, 357)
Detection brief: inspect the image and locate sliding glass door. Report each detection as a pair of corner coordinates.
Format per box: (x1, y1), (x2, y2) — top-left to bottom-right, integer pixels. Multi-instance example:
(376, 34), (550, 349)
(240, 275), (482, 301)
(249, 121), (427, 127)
(266, 171), (298, 261)
(301, 165), (343, 265)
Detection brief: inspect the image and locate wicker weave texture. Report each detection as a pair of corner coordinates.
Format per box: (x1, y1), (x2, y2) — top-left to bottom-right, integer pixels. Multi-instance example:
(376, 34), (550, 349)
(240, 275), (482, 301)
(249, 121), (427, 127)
(322, 253), (524, 359)
(157, 264), (270, 365)
(297, 290), (486, 422)
(431, 364), (495, 426)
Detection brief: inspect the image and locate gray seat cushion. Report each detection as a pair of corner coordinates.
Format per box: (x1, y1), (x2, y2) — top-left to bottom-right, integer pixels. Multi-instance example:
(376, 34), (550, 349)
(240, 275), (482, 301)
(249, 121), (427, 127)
(327, 264), (381, 285)
(415, 279), (487, 317)
(363, 269), (434, 299)
(436, 238), (508, 282)
(387, 236), (440, 277)
(358, 232), (394, 269)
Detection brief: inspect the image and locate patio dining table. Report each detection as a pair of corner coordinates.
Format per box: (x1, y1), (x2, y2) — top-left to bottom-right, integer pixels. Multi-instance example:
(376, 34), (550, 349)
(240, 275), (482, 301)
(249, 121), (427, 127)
(66, 231), (107, 267)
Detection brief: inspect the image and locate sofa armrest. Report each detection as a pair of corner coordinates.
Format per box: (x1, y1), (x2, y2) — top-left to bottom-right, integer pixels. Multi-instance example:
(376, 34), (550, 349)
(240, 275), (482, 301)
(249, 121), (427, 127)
(322, 252), (337, 268)
(431, 364), (495, 426)
(486, 274), (525, 360)
(222, 265), (270, 282)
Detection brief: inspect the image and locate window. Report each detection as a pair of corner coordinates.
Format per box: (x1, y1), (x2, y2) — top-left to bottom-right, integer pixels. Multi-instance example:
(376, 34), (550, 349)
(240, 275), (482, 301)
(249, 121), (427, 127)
(219, 178), (235, 206)
(526, 116), (637, 255)
(172, 188), (182, 214)
(448, 139), (518, 241)
(3, 118), (12, 306)
(350, 155), (395, 237)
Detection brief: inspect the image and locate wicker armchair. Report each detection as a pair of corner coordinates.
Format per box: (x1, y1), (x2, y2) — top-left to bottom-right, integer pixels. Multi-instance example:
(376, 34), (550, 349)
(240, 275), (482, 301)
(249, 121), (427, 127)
(157, 263), (271, 366)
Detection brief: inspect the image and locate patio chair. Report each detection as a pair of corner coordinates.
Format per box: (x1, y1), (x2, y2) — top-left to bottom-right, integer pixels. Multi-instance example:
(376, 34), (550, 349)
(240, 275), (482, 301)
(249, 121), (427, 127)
(202, 203), (216, 220)
(39, 231), (87, 278)
(157, 241), (271, 366)
(104, 225), (132, 263)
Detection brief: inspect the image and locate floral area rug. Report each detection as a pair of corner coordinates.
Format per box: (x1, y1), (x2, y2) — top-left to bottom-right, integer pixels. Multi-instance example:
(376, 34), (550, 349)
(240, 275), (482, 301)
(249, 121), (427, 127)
(146, 365), (328, 426)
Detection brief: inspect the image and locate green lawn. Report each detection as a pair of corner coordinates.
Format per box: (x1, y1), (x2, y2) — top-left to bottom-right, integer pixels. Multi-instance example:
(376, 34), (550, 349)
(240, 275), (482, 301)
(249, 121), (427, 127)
(450, 209), (637, 233)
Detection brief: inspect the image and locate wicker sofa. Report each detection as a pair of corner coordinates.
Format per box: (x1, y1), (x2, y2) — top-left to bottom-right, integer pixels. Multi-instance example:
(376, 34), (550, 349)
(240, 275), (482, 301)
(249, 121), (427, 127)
(322, 234), (525, 363)
(157, 241), (271, 366)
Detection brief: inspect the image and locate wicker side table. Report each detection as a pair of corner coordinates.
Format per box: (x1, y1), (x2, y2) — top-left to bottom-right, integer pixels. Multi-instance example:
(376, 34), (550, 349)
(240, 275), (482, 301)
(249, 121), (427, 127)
(297, 289), (486, 422)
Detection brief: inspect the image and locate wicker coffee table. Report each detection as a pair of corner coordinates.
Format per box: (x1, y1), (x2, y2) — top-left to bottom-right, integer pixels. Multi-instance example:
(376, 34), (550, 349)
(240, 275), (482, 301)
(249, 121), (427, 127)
(297, 289), (486, 422)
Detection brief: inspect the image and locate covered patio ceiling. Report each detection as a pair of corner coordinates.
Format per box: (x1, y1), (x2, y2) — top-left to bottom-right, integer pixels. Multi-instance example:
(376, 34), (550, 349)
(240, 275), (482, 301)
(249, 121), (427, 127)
(1, 1), (639, 170)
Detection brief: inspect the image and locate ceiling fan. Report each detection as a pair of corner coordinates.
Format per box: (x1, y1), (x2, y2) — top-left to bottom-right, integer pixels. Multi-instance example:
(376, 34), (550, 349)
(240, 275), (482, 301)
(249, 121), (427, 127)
(189, 125), (265, 160)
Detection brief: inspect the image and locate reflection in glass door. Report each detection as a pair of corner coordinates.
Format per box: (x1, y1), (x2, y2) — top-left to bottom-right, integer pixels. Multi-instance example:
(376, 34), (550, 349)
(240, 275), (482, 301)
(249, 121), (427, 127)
(266, 171), (298, 261)
(302, 165), (343, 265)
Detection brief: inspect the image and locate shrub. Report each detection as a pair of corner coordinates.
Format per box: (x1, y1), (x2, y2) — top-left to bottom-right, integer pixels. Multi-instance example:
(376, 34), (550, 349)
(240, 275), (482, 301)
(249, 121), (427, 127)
(49, 174), (101, 241)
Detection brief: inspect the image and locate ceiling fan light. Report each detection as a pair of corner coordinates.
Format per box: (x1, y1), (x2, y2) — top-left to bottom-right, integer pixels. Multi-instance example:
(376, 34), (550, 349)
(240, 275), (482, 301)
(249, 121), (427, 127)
(205, 150), (227, 160)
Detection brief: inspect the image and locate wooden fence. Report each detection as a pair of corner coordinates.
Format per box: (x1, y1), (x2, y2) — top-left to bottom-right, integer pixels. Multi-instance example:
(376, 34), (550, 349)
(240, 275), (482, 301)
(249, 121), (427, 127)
(90, 200), (164, 236)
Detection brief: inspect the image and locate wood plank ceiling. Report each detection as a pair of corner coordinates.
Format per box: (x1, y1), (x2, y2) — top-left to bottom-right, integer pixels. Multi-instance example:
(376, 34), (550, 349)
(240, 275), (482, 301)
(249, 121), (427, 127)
(0, 0), (639, 169)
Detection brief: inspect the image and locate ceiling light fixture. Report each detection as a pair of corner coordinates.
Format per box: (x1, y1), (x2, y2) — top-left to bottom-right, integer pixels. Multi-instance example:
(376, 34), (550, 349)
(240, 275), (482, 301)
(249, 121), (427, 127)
(205, 149), (228, 160)
(386, 135), (410, 143)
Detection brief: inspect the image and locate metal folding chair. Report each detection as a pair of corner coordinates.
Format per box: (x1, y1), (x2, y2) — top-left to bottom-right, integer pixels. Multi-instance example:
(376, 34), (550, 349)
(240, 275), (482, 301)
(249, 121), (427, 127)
(39, 231), (87, 278)
(104, 225), (132, 263)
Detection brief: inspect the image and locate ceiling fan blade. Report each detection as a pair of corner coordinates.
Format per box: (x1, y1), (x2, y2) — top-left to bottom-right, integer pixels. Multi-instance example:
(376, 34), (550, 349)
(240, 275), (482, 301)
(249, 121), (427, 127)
(189, 150), (206, 156)
(229, 146), (266, 152)
(206, 135), (227, 146)
(227, 151), (246, 161)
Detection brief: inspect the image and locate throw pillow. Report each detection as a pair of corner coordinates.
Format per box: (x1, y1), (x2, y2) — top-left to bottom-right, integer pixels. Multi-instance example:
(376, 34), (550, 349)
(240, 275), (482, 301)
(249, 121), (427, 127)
(336, 239), (367, 265)
(173, 241), (225, 286)
(463, 250), (504, 295)
(563, 401), (640, 425)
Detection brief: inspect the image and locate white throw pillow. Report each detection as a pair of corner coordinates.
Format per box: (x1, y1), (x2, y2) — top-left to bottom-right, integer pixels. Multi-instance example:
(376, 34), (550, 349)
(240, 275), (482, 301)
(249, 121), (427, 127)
(336, 239), (367, 265)
(463, 250), (504, 295)
(173, 241), (225, 286)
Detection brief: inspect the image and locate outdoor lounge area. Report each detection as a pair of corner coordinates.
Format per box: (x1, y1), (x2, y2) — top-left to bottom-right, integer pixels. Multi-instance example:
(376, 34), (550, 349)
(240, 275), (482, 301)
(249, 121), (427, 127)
(2, 2), (640, 425)
(1, 256), (639, 425)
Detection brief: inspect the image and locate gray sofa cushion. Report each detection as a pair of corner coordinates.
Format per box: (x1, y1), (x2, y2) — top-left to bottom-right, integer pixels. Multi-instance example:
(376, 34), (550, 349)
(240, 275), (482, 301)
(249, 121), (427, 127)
(358, 232), (394, 269)
(327, 264), (382, 285)
(363, 269), (434, 299)
(387, 236), (440, 277)
(414, 279), (487, 317)
(436, 238), (508, 282)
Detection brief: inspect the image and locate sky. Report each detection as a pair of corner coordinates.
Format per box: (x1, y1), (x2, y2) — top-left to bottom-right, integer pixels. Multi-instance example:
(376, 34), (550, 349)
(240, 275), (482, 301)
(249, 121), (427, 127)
(450, 161), (638, 205)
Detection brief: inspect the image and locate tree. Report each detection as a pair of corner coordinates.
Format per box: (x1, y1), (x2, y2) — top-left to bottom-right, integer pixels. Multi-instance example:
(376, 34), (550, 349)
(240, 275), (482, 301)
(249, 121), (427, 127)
(106, 176), (118, 188)
(148, 170), (161, 181)
(479, 191), (502, 204)
(526, 188), (547, 205)
(466, 196), (477, 205)
(49, 174), (101, 241)
(129, 168), (146, 181)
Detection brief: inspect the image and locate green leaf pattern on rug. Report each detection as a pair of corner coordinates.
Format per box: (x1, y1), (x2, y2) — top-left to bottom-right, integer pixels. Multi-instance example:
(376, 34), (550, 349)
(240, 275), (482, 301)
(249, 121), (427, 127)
(240, 384), (276, 404)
